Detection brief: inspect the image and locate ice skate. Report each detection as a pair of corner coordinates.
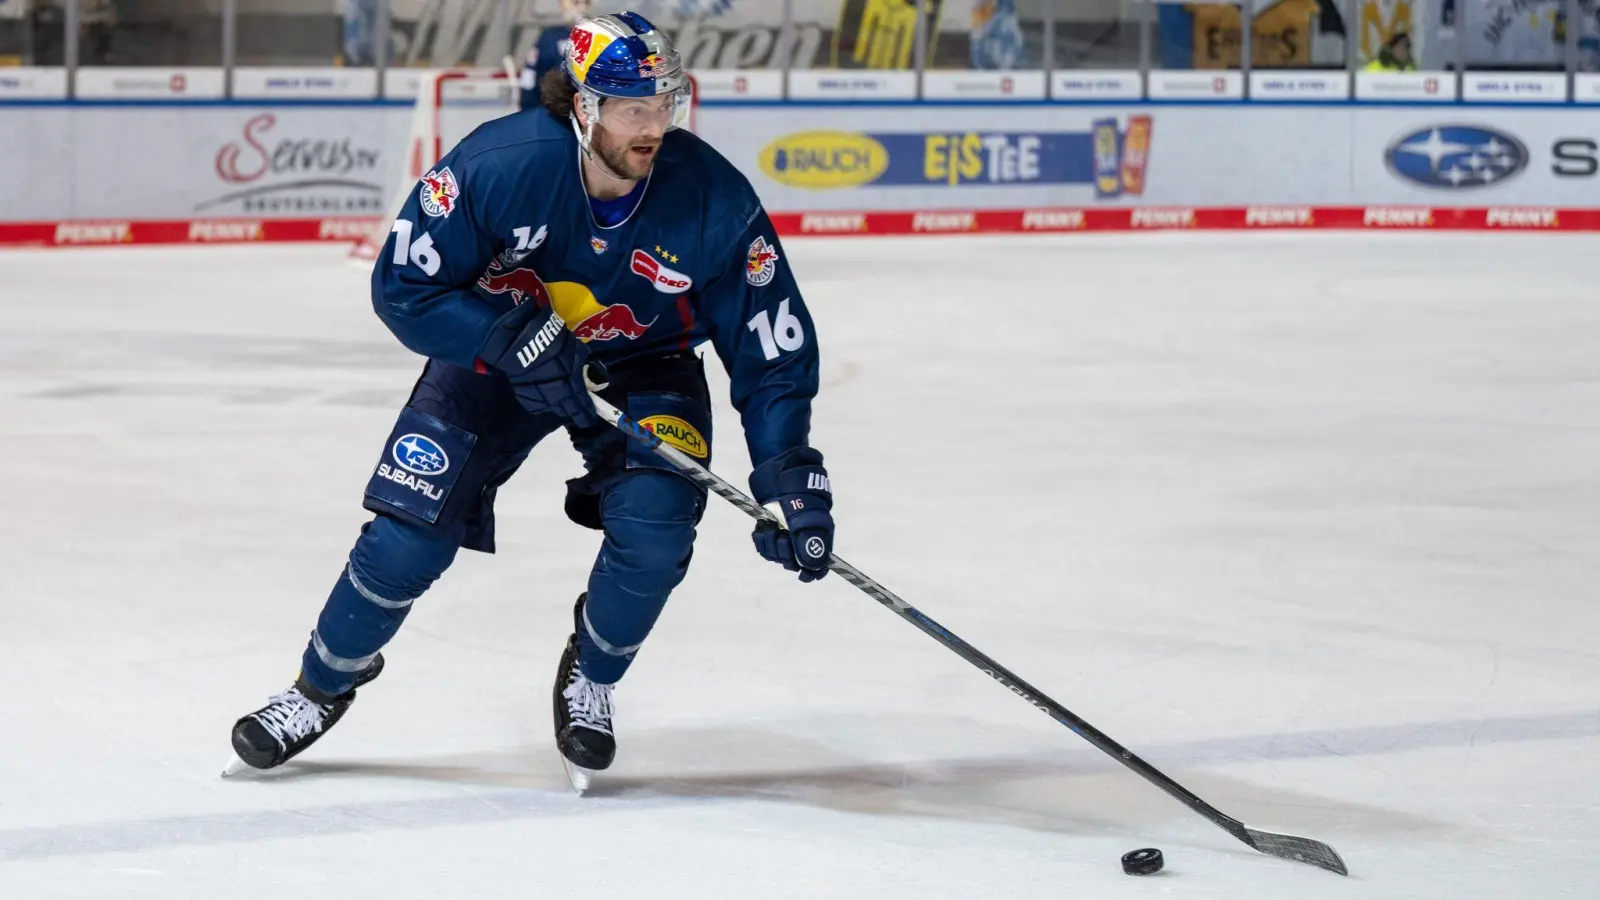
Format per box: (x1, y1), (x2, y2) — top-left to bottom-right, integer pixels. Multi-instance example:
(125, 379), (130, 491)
(222, 653), (385, 777)
(554, 595), (615, 795)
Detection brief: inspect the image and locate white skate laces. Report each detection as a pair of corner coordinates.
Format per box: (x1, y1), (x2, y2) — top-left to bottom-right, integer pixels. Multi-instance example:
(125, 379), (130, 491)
(252, 689), (329, 749)
(562, 671), (614, 735)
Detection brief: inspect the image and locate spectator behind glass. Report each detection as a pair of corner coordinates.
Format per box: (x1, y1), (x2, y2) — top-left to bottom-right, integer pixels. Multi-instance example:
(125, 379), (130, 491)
(81, 0), (115, 64)
(343, 0), (378, 67)
(1364, 31), (1417, 72)
(521, 0), (592, 110)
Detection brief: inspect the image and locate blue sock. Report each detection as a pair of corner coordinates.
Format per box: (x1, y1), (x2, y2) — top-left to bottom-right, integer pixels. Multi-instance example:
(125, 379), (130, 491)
(578, 473), (701, 684)
(300, 516), (458, 696)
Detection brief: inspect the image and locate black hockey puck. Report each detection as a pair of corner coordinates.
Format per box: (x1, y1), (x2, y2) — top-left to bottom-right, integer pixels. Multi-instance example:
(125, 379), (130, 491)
(1121, 848), (1164, 876)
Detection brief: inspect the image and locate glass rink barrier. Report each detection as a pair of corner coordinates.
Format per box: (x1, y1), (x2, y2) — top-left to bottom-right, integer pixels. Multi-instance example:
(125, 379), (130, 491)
(2, 0), (1600, 244)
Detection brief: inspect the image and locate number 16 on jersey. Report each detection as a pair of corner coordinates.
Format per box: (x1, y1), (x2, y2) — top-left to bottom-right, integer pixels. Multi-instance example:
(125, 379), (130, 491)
(747, 298), (805, 361)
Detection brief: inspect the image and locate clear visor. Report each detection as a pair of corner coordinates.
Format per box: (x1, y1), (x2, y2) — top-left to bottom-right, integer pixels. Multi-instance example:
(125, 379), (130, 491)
(593, 85), (691, 134)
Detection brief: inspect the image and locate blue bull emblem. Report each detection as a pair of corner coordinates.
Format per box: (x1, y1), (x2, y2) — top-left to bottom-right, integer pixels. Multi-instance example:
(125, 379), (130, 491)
(392, 433), (450, 475)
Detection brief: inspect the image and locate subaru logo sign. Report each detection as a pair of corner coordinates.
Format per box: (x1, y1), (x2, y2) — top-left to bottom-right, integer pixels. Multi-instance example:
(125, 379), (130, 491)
(1385, 125), (1527, 189)
(392, 433), (449, 476)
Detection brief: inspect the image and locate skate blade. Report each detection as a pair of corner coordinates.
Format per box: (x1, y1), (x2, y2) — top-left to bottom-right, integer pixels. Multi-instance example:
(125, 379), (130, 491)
(220, 755), (253, 779)
(561, 757), (594, 796)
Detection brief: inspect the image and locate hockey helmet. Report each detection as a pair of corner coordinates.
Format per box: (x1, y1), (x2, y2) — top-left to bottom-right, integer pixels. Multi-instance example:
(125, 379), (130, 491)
(563, 12), (691, 134)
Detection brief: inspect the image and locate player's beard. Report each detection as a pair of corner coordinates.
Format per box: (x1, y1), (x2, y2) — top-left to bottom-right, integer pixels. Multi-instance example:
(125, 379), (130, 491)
(591, 123), (661, 182)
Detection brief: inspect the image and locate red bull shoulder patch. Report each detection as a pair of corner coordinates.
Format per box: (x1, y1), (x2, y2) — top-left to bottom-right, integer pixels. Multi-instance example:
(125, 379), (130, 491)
(419, 167), (459, 218)
(745, 235), (779, 287)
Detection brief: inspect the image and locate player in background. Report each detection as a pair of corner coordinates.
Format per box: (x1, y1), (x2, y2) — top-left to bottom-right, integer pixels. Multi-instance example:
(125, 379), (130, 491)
(520, 0), (592, 110)
(228, 12), (834, 792)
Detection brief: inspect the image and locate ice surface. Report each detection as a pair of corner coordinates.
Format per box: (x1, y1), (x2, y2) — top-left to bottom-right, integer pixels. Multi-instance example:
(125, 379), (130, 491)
(2, 234), (1598, 898)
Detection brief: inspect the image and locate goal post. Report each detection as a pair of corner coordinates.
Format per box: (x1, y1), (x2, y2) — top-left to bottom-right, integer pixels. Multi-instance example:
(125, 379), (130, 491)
(352, 69), (519, 260)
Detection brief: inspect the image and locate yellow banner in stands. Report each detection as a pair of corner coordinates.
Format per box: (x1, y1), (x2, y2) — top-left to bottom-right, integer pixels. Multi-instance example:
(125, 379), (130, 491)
(1190, 0), (1319, 69)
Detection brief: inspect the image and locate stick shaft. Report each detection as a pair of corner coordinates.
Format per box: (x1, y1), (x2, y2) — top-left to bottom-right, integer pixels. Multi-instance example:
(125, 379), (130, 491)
(588, 392), (1345, 875)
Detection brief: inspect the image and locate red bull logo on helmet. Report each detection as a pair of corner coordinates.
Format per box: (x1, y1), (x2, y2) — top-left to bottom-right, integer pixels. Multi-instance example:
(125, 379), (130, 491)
(419, 167), (459, 218)
(567, 23), (613, 82)
(637, 53), (668, 78)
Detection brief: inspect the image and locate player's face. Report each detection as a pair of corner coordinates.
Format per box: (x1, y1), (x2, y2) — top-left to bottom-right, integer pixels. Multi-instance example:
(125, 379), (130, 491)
(592, 96), (673, 179)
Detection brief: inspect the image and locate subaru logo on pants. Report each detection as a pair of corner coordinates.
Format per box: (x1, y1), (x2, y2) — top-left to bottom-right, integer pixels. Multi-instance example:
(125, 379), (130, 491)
(392, 433), (449, 475)
(1385, 125), (1528, 188)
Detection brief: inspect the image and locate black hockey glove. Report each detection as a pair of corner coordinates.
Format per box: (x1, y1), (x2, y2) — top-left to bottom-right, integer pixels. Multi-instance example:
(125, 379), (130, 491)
(477, 303), (604, 429)
(750, 447), (834, 583)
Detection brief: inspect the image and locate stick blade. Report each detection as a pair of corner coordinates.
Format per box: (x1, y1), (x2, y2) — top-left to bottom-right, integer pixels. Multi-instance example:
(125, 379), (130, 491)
(1243, 827), (1348, 875)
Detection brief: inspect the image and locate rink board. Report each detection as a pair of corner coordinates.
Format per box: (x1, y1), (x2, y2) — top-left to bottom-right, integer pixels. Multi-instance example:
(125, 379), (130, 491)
(0, 204), (1597, 250)
(4, 102), (1600, 244)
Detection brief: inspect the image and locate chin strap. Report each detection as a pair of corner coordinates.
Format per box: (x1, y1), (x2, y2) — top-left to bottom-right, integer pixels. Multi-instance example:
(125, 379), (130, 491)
(569, 97), (633, 188)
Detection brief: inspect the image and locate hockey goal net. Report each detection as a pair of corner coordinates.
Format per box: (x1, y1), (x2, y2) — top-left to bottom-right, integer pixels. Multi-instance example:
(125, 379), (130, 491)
(352, 69), (699, 259)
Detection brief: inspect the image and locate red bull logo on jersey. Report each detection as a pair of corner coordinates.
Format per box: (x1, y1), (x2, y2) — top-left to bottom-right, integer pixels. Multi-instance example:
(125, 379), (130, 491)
(479, 264), (655, 343)
(591, 236), (609, 254)
(419, 167), (459, 218)
(547, 280), (658, 343)
(570, 304), (657, 342)
(745, 235), (779, 287)
(630, 249), (692, 294)
(476, 261), (551, 307)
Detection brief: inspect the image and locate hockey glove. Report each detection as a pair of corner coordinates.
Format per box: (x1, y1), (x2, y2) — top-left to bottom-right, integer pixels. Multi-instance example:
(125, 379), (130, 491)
(477, 302), (603, 429)
(749, 447), (833, 583)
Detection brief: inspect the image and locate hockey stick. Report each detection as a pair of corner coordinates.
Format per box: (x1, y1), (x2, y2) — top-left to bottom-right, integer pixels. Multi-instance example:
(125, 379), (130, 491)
(588, 392), (1348, 876)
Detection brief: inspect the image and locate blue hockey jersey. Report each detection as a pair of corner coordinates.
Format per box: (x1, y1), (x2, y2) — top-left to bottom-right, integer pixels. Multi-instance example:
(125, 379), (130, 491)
(371, 108), (819, 468)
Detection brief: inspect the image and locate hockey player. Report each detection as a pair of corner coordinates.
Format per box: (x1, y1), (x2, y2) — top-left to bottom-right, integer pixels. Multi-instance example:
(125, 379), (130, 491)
(228, 12), (834, 791)
(519, 0), (592, 110)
